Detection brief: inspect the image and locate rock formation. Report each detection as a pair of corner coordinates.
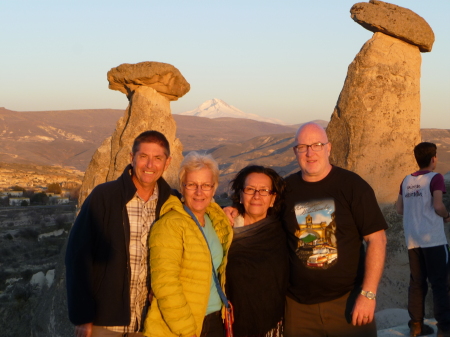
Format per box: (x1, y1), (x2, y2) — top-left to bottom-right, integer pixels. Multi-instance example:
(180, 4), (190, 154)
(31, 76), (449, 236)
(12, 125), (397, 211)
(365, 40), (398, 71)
(350, 0), (435, 52)
(78, 62), (190, 206)
(327, 0), (434, 204)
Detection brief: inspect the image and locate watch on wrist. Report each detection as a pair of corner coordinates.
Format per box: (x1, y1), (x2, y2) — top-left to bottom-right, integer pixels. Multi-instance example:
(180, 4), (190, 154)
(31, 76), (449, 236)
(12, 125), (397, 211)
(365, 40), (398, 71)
(360, 290), (376, 300)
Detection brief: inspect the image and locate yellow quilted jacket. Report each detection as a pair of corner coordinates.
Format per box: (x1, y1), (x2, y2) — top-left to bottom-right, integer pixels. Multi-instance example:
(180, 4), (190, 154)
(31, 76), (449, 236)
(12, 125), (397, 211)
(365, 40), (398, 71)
(143, 195), (233, 337)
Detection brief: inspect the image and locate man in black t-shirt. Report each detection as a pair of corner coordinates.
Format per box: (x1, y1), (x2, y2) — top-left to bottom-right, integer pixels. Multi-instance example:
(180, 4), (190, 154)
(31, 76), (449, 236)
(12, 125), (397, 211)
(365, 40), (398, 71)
(283, 122), (387, 337)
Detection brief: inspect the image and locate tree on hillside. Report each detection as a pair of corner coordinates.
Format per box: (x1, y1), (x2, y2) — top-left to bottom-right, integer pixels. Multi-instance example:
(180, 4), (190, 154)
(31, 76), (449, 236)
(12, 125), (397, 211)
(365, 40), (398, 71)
(11, 185), (25, 191)
(23, 190), (34, 198)
(69, 187), (80, 201)
(31, 192), (49, 205)
(0, 197), (8, 206)
(47, 183), (62, 194)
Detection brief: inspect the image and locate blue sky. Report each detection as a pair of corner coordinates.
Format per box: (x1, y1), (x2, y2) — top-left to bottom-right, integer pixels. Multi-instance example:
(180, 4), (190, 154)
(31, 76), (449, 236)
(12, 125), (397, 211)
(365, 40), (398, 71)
(1, 0), (448, 128)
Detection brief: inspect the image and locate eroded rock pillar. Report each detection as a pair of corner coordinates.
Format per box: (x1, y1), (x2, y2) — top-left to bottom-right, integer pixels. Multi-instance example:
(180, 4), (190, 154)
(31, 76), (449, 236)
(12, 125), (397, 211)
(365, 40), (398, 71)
(327, 0), (434, 205)
(79, 61), (190, 206)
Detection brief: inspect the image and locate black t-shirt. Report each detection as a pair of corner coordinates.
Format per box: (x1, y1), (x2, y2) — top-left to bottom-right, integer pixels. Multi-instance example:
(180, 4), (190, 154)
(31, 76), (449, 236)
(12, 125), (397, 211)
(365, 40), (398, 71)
(283, 166), (388, 304)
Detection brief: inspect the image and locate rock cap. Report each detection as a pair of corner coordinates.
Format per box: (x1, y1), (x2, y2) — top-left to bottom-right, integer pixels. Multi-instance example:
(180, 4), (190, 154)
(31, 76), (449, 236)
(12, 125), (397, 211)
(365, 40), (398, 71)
(107, 61), (190, 101)
(350, 0), (435, 52)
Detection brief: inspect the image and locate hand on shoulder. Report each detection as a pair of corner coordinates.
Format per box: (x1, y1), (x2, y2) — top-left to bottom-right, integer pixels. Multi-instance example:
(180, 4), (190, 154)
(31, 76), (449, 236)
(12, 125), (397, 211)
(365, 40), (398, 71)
(223, 206), (238, 227)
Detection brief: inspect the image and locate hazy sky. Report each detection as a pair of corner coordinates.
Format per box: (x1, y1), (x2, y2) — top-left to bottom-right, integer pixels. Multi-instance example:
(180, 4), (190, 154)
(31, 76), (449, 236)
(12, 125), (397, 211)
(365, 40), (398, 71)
(1, 1), (449, 128)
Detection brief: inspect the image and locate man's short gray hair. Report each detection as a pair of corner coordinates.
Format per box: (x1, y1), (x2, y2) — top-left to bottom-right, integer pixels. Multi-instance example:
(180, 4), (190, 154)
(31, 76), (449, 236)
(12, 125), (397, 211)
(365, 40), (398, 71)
(179, 151), (219, 191)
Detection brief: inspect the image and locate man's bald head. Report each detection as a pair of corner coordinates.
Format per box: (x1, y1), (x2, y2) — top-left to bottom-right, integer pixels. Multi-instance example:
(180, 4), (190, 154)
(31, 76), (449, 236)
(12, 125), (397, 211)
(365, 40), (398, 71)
(293, 122), (332, 182)
(295, 122), (329, 142)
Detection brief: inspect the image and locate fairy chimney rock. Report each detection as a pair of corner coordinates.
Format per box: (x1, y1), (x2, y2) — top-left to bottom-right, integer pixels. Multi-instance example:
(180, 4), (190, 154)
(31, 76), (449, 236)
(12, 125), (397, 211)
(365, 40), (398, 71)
(326, 1), (435, 205)
(350, 0), (435, 52)
(107, 61), (190, 100)
(79, 61), (189, 206)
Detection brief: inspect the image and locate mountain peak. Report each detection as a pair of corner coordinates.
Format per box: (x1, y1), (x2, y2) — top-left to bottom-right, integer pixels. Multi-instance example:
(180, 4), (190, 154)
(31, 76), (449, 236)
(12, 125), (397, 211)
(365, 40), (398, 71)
(179, 99), (286, 125)
(197, 98), (232, 112)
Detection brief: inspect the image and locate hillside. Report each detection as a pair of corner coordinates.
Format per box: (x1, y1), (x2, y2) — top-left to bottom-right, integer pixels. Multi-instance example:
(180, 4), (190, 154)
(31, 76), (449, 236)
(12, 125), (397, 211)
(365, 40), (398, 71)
(0, 108), (449, 193)
(0, 108), (297, 170)
(0, 108), (124, 169)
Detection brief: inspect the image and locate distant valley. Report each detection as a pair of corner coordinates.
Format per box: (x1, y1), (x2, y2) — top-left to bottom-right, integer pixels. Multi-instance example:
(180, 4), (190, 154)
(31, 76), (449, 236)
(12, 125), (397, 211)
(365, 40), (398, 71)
(0, 107), (449, 194)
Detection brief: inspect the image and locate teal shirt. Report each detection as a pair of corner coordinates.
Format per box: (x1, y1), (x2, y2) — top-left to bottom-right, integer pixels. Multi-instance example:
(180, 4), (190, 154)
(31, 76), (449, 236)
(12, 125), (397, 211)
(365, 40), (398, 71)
(202, 214), (223, 314)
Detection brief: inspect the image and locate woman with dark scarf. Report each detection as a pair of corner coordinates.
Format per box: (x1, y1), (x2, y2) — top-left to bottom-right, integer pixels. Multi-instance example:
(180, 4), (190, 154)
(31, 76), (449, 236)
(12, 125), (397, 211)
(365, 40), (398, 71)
(226, 165), (289, 337)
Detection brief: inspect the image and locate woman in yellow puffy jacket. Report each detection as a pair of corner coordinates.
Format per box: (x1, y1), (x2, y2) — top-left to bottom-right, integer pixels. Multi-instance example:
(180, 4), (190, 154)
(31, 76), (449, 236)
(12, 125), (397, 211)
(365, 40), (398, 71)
(143, 151), (233, 337)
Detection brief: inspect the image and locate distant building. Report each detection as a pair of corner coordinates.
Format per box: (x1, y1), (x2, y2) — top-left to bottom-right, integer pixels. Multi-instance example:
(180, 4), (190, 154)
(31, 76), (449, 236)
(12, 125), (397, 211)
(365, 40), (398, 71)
(55, 197), (70, 204)
(61, 189), (71, 197)
(9, 197), (30, 206)
(7, 191), (23, 197)
(49, 196), (69, 204)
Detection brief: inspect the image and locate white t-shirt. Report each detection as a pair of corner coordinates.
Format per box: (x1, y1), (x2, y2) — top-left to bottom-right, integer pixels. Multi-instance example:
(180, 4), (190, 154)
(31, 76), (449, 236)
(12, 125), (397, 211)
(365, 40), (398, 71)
(402, 172), (447, 249)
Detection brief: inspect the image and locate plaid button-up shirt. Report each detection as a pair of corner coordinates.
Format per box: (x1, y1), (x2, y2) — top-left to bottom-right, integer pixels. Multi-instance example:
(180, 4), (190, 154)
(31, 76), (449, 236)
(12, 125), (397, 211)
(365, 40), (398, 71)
(105, 185), (158, 333)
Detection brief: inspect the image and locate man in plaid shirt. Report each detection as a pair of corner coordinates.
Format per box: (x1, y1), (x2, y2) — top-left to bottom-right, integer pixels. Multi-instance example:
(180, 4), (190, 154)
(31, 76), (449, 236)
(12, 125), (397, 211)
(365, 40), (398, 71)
(66, 131), (175, 337)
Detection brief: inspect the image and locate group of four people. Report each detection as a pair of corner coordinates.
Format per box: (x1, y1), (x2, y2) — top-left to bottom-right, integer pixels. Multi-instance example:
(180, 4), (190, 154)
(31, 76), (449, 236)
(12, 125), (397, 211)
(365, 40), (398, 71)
(65, 122), (390, 337)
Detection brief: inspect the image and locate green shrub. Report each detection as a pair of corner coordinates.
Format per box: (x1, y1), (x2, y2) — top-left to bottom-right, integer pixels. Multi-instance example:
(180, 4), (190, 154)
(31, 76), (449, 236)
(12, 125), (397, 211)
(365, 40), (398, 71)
(12, 283), (33, 302)
(1, 248), (11, 257)
(21, 269), (33, 282)
(55, 214), (68, 229)
(31, 192), (49, 205)
(18, 228), (39, 240)
(47, 183), (62, 194)
(0, 270), (12, 291)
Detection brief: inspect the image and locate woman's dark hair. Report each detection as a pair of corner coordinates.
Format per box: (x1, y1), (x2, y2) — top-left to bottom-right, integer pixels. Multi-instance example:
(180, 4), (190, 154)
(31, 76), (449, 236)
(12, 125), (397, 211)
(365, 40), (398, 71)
(230, 165), (285, 217)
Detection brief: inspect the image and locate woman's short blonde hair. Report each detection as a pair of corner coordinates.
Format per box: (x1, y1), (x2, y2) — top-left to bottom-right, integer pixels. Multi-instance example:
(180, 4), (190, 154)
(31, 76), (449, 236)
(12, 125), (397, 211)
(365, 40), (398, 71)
(179, 151), (219, 192)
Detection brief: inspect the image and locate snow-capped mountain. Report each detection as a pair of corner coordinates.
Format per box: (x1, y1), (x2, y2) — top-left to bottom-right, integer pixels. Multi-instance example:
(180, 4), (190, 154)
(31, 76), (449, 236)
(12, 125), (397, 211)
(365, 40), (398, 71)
(179, 98), (286, 125)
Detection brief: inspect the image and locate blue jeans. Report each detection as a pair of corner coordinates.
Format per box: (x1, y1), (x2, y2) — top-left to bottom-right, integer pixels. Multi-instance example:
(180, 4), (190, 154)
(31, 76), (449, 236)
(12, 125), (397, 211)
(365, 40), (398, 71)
(408, 245), (450, 330)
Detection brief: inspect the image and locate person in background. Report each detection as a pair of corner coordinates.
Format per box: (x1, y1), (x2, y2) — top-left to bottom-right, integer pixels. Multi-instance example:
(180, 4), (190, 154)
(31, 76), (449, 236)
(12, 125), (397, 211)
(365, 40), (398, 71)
(396, 142), (450, 337)
(226, 165), (288, 337)
(65, 130), (173, 337)
(143, 151), (233, 337)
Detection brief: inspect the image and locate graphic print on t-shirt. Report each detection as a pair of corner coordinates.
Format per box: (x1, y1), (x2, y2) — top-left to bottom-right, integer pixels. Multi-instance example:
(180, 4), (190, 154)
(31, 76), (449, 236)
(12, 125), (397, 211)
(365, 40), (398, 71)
(293, 198), (337, 269)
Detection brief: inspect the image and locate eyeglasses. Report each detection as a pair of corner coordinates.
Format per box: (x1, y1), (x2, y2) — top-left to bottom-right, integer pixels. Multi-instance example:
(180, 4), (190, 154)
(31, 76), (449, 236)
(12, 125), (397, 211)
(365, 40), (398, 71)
(242, 186), (273, 196)
(293, 142), (328, 153)
(183, 182), (215, 191)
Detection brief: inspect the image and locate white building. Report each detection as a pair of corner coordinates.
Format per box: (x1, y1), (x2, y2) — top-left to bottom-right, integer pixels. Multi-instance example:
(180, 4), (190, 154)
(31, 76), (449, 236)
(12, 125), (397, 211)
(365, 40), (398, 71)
(6, 191), (24, 197)
(55, 197), (70, 204)
(9, 197), (30, 206)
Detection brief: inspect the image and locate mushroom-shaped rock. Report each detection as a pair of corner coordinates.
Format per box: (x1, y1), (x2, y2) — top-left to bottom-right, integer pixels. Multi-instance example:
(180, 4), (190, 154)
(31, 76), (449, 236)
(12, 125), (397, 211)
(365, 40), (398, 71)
(107, 61), (190, 101)
(350, 0), (435, 52)
(327, 32), (421, 205)
(78, 61), (188, 207)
